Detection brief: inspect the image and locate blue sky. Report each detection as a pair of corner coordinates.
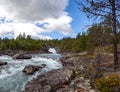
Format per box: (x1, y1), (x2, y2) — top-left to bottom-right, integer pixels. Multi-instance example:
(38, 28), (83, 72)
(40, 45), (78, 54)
(66, 0), (89, 35)
(42, 0), (90, 39)
(0, 0), (91, 40)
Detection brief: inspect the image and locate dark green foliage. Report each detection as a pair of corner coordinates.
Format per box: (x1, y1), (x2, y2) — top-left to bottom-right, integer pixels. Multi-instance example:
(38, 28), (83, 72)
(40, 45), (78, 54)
(71, 32), (87, 52)
(60, 37), (75, 53)
(59, 21), (119, 53)
(0, 22), (119, 53)
(0, 33), (61, 52)
(0, 34), (42, 51)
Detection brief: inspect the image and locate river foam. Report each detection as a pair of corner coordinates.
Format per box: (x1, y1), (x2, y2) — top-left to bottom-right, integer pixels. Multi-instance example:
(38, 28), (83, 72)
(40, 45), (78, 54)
(0, 54), (62, 92)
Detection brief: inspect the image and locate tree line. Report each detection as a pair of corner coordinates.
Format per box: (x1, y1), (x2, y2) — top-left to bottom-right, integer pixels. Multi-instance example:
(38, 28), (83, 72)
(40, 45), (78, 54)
(0, 19), (118, 53)
(0, 34), (42, 51)
(60, 23), (120, 53)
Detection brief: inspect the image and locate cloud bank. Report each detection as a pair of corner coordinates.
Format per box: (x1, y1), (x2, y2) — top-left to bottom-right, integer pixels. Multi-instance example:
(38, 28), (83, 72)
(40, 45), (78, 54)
(0, 0), (72, 39)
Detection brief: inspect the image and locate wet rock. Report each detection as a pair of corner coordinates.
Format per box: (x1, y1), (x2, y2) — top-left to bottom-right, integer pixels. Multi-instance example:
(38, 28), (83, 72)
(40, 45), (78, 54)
(12, 52), (32, 59)
(0, 62), (7, 66)
(41, 64), (47, 68)
(23, 68), (74, 92)
(23, 64), (46, 75)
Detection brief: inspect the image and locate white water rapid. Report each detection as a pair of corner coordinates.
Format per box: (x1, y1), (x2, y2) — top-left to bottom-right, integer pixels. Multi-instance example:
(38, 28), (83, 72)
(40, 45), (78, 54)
(0, 54), (62, 92)
(48, 48), (57, 54)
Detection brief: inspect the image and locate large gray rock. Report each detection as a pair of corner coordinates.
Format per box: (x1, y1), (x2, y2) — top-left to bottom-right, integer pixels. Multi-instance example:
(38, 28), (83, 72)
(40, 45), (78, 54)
(12, 52), (32, 59)
(0, 62), (7, 66)
(23, 68), (74, 92)
(23, 64), (46, 75)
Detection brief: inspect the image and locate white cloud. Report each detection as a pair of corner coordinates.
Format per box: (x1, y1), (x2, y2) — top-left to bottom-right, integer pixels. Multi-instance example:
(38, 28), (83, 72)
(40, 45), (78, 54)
(0, 22), (52, 40)
(39, 15), (72, 35)
(0, 0), (72, 39)
(0, 0), (69, 22)
(0, 23), (13, 35)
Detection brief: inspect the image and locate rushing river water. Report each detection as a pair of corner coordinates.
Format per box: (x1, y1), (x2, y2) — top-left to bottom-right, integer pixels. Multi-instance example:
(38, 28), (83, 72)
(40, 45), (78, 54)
(0, 54), (62, 92)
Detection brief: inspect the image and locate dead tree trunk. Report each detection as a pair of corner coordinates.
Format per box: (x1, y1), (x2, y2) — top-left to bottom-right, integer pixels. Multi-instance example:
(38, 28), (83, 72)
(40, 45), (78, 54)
(111, 0), (119, 69)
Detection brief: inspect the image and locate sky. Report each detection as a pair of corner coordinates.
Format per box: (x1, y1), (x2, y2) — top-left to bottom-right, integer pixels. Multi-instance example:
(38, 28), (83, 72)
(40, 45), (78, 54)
(0, 0), (91, 40)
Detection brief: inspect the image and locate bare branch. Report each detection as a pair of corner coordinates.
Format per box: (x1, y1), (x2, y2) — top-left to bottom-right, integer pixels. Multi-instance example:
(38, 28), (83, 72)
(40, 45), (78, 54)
(117, 14), (120, 17)
(116, 7), (120, 12)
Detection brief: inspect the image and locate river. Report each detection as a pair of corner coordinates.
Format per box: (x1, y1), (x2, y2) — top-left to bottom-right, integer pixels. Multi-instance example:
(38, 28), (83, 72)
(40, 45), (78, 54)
(0, 53), (62, 92)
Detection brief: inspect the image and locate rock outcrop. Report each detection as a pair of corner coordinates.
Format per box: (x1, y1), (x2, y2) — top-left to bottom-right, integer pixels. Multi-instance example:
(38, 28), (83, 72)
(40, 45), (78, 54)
(23, 64), (46, 75)
(23, 68), (74, 92)
(23, 68), (96, 92)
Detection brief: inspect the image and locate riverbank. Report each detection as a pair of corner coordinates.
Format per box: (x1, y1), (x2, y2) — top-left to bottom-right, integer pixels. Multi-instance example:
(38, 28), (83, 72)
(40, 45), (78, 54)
(23, 53), (96, 92)
(0, 49), (51, 56)
(0, 50), (120, 92)
(23, 52), (120, 92)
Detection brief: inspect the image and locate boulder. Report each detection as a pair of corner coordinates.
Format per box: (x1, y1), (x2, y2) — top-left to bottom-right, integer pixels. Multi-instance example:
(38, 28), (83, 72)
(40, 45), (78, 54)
(23, 64), (46, 75)
(0, 62), (7, 66)
(12, 52), (32, 59)
(23, 68), (74, 92)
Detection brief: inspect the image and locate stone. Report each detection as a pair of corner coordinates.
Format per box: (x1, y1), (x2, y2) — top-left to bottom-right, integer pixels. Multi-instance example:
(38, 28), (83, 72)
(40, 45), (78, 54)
(0, 62), (7, 66)
(23, 65), (46, 75)
(12, 52), (32, 59)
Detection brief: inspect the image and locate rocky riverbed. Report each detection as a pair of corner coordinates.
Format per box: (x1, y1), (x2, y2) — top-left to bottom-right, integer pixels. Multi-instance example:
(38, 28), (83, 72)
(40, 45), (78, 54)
(23, 52), (120, 92)
(1, 51), (119, 92)
(23, 53), (97, 92)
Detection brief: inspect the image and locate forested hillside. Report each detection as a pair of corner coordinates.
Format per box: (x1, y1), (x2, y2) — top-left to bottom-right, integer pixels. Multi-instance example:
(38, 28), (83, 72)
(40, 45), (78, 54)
(0, 22), (120, 53)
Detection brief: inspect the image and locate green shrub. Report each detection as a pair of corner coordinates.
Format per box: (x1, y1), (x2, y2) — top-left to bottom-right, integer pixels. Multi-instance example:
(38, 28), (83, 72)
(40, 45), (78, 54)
(94, 74), (120, 92)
